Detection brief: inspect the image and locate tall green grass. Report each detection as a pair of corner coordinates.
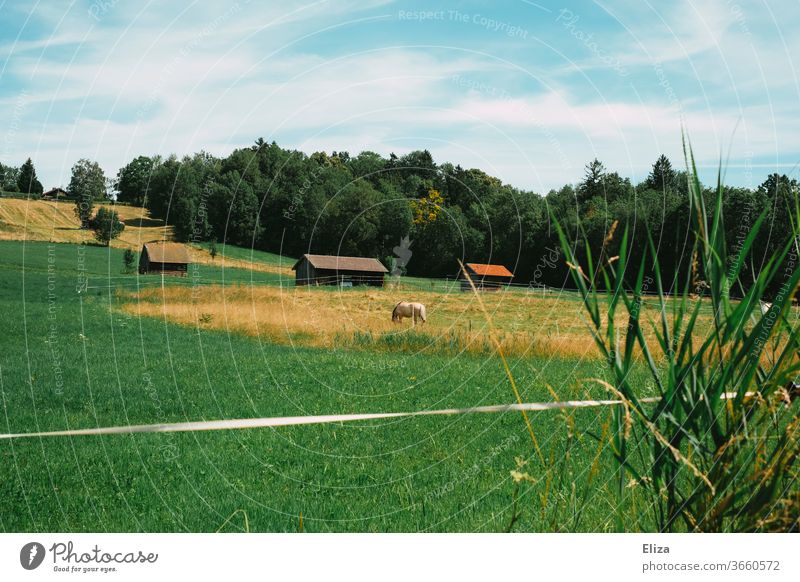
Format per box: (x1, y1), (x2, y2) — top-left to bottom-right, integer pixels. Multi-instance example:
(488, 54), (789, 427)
(0, 239), (630, 532)
(552, 139), (800, 531)
(341, 328), (501, 355)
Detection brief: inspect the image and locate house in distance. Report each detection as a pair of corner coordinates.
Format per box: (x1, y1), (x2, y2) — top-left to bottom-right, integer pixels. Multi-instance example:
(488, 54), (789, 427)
(293, 254), (388, 287)
(41, 187), (68, 200)
(459, 262), (514, 291)
(138, 242), (191, 276)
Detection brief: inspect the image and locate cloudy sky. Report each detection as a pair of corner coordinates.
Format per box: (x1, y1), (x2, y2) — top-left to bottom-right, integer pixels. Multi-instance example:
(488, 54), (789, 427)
(2, 0), (799, 192)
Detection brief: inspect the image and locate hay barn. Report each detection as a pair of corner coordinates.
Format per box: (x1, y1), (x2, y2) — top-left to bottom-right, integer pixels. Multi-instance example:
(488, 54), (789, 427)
(293, 254), (388, 287)
(42, 187), (67, 200)
(459, 262), (514, 291)
(139, 242), (190, 276)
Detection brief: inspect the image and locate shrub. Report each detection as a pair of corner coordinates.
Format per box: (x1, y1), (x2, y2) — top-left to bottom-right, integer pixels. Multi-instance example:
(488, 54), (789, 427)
(122, 248), (136, 273)
(91, 207), (125, 246)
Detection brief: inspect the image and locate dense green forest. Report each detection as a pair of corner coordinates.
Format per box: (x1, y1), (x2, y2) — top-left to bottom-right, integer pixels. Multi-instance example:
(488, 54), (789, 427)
(2, 142), (797, 294)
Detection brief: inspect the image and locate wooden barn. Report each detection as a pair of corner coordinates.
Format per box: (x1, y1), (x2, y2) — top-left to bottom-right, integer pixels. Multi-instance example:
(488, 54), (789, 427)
(459, 262), (514, 291)
(138, 242), (190, 276)
(292, 254), (388, 287)
(42, 187), (67, 200)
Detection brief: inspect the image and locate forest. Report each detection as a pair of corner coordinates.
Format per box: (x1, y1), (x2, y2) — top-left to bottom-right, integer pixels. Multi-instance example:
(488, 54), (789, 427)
(2, 140), (797, 293)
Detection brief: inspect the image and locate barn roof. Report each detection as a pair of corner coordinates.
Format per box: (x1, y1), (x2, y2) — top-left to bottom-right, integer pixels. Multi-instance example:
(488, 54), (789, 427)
(142, 242), (190, 264)
(465, 263), (514, 278)
(292, 254), (388, 273)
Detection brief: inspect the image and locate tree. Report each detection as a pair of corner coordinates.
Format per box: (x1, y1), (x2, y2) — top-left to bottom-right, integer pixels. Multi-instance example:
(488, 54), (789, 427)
(69, 159), (107, 227)
(646, 154), (676, 192)
(756, 173), (798, 270)
(577, 159), (606, 202)
(91, 207), (125, 246)
(122, 248), (136, 273)
(409, 205), (476, 277)
(348, 151), (386, 186)
(170, 188), (200, 242)
(207, 171), (262, 246)
(116, 156), (157, 206)
(0, 163), (19, 192)
(17, 158), (43, 195)
(410, 188), (444, 225)
(757, 173), (796, 201)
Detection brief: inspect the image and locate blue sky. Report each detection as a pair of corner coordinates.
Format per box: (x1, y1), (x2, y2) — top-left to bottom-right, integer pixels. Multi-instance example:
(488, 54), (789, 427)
(2, 0), (799, 192)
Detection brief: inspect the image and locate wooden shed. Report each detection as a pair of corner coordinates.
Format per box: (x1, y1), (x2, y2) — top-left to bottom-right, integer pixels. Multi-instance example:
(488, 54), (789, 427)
(139, 242), (190, 276)
(42, 187), (67, 200)
(292, 254), (388, 287)
(459, 262), (513, 291)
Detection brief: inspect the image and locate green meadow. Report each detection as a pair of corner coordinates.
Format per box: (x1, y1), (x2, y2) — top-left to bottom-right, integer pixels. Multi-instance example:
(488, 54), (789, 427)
(0, 240), (655, 532)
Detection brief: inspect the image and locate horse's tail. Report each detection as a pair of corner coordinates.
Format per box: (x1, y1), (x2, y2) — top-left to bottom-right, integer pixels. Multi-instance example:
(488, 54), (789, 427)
(419, 303), (427, 322)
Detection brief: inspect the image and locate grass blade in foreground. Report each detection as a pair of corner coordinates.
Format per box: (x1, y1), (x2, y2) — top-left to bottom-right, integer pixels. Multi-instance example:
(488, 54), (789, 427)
(551, 137), (800, 532)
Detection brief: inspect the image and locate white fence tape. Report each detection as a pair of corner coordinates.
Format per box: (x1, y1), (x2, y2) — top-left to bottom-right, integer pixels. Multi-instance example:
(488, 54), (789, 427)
(0, 396), (678, 440)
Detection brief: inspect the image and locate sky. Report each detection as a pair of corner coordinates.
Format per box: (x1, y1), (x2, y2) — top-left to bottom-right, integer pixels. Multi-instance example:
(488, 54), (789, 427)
(1, 0), (799, 193)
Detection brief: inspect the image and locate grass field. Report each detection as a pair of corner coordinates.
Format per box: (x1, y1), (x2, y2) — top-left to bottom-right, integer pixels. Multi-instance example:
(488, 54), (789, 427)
(0, 239), (663, 532)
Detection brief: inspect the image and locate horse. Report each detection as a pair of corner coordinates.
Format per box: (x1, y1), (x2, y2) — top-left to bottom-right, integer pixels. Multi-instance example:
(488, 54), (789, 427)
(392, 301), (427, 325)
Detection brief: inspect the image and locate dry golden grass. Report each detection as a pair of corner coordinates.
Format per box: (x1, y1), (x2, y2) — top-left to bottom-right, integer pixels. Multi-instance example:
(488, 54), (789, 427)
(0, 198), (173, 246)
(0, 198), (287, 275)
(118, 281), (796, 363)
(117, 283), (703, 360)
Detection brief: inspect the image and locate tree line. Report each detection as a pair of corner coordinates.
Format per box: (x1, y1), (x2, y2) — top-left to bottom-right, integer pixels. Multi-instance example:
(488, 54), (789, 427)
(4, 142), (798, 293)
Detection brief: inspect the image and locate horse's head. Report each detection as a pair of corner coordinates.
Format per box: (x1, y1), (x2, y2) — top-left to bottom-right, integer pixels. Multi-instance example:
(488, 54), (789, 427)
(391, 305), (400, 323)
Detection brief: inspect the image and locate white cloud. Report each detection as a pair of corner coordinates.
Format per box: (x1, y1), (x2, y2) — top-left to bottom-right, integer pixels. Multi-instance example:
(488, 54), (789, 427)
(3, 0), (799, 193)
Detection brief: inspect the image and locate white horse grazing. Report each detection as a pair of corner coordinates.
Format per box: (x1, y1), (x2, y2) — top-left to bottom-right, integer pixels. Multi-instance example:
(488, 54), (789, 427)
(759, 300), (773, 315)
(392, 301), (427, 325)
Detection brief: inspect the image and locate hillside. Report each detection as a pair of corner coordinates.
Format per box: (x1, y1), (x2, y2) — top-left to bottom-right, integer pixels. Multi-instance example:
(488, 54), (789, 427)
(0, 197), (172, 247)
(0, 197), (292, 276)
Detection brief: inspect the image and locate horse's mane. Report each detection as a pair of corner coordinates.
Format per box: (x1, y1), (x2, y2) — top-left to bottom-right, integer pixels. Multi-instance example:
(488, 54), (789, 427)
(392, 302), (402, 317)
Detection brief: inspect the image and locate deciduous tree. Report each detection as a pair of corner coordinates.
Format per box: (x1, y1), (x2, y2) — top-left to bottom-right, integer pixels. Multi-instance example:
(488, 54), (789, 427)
(69, 159), (107, 227)
(91, 207), (125, 246)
